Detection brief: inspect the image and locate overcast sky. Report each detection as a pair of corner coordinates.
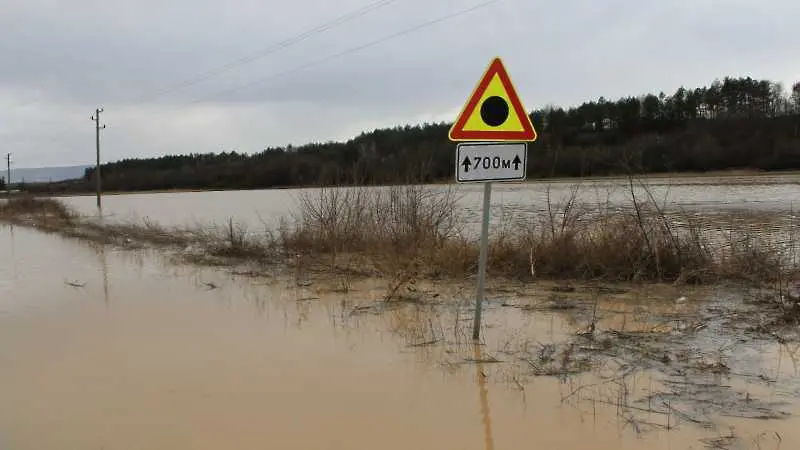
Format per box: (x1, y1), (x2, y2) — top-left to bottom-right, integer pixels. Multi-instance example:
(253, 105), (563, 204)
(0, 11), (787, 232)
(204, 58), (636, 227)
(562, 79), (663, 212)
(1, 0), (798, 168)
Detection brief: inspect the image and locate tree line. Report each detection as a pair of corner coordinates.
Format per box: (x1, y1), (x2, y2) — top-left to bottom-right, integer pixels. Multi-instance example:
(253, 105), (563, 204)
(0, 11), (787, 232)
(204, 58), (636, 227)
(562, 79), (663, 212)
(25, 76), (800, 194)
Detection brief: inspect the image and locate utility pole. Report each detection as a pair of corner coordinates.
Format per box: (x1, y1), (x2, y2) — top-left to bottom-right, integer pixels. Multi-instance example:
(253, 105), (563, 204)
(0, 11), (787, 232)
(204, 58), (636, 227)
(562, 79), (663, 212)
(90, 107), (106, 209)
(5, 153), (10, 196)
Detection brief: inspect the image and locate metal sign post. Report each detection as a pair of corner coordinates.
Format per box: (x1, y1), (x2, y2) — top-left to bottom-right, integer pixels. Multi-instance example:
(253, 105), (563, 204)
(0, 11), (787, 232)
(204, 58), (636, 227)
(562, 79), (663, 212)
(472, 181), (492, 340)
(448, 57), (538, 341)
(454, 142), (527, 340)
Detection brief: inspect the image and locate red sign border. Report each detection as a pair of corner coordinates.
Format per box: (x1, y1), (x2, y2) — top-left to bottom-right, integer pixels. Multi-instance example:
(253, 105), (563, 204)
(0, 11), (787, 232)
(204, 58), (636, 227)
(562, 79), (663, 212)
(448, 57), (537, 142)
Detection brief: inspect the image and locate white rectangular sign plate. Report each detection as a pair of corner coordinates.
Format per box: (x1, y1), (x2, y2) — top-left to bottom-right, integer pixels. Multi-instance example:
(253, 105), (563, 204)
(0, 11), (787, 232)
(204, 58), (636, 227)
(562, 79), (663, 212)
(455, 142), (527, 183)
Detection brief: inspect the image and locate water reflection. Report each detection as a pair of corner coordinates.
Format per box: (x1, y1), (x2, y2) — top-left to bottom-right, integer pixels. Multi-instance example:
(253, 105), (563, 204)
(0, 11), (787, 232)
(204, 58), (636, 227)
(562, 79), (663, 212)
(473, 344), (495, 450)
(8, 223), (18, 282)
(97, 242), (110, 307)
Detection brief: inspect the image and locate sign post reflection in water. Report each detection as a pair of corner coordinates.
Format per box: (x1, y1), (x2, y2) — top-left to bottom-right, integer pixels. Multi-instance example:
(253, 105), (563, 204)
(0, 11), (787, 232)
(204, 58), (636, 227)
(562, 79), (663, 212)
(473, 343), (495, 450)
(448, 56), (537, 340)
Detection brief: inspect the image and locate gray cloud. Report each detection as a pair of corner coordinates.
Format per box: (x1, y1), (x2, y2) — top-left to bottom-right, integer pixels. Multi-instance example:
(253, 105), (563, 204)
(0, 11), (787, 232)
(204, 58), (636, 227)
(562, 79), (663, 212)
(1, 0), (799, 167)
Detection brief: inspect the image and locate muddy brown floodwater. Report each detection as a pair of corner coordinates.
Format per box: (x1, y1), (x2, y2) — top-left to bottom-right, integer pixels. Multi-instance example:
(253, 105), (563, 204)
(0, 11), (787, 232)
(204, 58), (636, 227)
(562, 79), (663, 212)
(2, 224), (800, 449)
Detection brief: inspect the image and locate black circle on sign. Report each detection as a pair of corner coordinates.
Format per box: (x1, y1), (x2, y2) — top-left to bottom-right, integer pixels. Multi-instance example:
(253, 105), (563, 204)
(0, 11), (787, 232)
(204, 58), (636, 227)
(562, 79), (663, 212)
(480, 96), (509, 127)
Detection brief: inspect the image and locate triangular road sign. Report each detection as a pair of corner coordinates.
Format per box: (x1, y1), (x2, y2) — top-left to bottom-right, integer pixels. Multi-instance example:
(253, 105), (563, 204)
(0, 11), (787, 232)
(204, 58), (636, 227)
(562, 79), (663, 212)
(448, 57), (537, 142)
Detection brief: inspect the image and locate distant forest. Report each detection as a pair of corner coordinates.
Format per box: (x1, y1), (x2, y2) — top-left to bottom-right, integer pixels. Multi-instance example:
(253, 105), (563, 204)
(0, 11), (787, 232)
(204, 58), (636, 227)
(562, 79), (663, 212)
(24, 76), (800, 194)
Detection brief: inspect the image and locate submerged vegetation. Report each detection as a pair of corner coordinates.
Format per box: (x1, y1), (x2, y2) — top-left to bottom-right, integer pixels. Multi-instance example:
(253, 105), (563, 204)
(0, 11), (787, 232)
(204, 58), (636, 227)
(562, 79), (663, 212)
(3, 176), (798, 300)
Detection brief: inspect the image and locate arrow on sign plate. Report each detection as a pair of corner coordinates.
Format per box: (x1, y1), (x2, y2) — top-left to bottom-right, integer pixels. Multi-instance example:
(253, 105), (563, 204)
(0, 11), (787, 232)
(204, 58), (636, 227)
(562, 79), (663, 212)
(512, 155), (521, 170)
(462, 156), (472, 173)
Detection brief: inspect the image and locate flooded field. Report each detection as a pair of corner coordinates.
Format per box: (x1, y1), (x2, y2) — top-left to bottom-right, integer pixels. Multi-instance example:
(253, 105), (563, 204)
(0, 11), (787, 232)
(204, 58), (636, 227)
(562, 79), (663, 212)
(56, 174), (800, 232)
(2, 221), (800, 449)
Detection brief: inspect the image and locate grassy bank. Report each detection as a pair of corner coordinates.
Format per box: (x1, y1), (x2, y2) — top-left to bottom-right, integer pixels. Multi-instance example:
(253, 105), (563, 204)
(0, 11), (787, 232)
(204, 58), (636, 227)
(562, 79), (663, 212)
(2, 180), (798, 298)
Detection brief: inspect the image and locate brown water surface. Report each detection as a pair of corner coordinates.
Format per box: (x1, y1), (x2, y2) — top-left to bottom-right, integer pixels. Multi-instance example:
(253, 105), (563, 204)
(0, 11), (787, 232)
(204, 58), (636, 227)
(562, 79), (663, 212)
(1, 225), (798, 449)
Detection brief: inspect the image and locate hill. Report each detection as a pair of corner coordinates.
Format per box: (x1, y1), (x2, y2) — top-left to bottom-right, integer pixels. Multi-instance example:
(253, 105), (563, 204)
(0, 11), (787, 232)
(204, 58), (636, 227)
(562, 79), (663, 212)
(5, 165), (90, 185)
(22, 76), (800, 194)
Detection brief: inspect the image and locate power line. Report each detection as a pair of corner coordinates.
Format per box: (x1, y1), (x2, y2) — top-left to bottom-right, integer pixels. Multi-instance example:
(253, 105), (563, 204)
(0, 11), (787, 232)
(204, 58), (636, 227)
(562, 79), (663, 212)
(6, 0), (397, 128)
(10, 0), (503, 162)
(3, 0), (400, 154)
(180, 0), (502, 107)
(123, 0), (399, 105)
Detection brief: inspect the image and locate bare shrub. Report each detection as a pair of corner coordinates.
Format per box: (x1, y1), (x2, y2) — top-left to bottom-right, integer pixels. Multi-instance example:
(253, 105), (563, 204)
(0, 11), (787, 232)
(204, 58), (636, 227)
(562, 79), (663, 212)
(487, 176), (793, 283)
(278, 177), (797, 287)
(717, 231), (785, 282)
(285, 183), (462, 300)
(202, 217), (265, 258)
(287, 186), (371, 253)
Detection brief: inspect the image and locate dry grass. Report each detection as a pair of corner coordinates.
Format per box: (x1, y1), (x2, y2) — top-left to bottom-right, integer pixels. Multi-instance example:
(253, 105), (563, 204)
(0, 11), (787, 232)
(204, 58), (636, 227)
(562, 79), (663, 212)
(476, 179), (794, 285)
(271, 179), (798, 303)
(2, 181), (798, 296)
(280, 184), (464, 299)
(0, 195), (280, 267)
(281, 181), (796, 285)
(0, 195), (74, 223)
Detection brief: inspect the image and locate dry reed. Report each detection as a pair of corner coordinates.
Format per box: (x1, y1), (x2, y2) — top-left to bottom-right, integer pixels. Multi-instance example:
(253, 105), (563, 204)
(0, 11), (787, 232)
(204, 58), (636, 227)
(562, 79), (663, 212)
(2, 181), (797, 293)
